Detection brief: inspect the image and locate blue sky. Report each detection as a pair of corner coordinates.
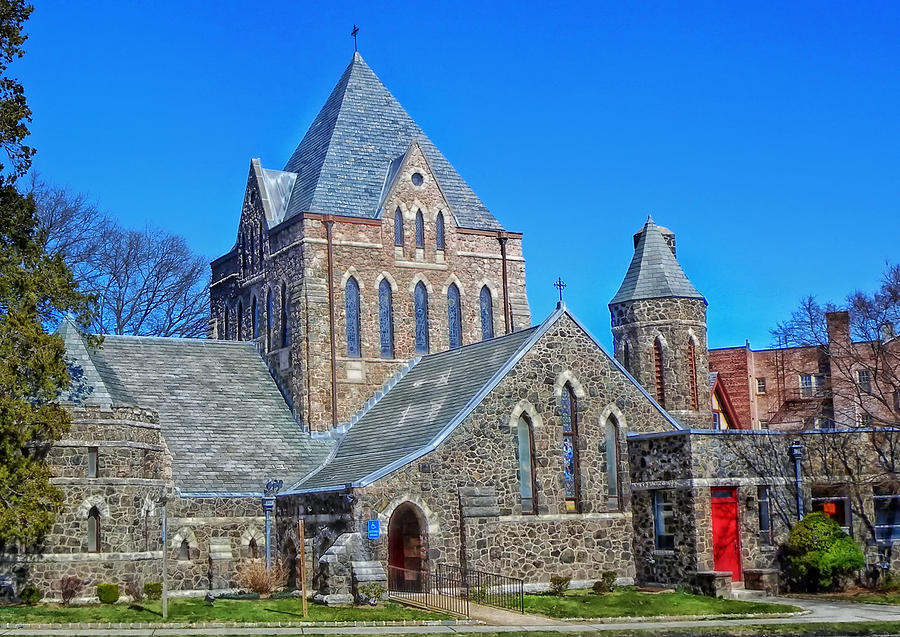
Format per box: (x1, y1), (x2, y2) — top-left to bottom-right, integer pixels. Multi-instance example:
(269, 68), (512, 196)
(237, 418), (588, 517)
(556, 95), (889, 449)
(18, 1), (899, 348)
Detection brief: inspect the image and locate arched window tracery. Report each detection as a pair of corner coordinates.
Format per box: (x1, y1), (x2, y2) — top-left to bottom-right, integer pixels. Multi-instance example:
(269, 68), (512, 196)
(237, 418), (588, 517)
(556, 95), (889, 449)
(281, 282), (290, 348)
(379, 278), (394, 359)
(447, 283), (462, 349)
(436, 212), (445, 250)
(394, 208), (404, 246)
(560, 384), (581, 513)
(479, 286), (494, 341)
(414, 281), (429, 354)
(345, 276), (361, 357)
(415, 210), (424, 249)
(517, 415), (537, 514)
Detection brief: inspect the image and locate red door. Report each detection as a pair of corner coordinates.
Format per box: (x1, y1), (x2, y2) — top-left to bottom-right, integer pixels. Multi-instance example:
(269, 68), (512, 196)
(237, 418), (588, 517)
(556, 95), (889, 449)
(711, 488), (742, 581)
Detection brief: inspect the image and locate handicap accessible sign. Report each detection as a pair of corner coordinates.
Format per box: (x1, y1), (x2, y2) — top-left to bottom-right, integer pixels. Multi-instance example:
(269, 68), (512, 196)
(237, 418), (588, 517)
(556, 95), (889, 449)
(366, 519), (380, 540)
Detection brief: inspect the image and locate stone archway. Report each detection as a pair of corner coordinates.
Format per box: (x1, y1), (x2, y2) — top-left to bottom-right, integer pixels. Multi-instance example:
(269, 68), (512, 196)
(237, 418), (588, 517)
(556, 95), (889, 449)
(388, 502), (427, 591)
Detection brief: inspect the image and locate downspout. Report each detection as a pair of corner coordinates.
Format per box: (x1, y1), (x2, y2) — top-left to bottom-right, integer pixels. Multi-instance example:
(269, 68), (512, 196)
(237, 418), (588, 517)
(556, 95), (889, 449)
(325, 216), (339, 430)
(498, 232), (511, 334)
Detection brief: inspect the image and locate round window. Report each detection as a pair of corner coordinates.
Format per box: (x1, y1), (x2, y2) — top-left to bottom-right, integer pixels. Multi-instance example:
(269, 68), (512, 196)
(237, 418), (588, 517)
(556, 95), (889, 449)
(411, 172), (424, 186)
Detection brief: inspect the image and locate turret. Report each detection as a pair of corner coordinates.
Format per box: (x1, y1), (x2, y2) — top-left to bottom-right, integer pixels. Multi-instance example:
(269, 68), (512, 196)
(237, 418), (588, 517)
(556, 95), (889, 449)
(609, 218), (712, 428)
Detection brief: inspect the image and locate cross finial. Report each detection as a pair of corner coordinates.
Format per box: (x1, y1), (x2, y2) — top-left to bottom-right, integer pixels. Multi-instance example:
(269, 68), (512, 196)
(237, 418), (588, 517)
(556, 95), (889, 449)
(351, 25), (359, 52)
(554, 277), (567, 306)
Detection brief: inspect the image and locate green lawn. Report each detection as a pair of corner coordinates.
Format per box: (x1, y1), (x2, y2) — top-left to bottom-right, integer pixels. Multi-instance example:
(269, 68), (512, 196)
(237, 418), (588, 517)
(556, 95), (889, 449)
(523, 589), (801, 619)
(0, 596), (448, 624)
(798, 591), (900, 605)
(381, 626), (900, 637)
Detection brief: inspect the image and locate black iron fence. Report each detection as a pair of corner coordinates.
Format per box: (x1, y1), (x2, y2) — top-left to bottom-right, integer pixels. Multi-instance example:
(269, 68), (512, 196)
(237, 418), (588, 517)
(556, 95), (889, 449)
(387, 565), (469, 617)
(387, 564), (524, 617)
(438, 563), (525, 614)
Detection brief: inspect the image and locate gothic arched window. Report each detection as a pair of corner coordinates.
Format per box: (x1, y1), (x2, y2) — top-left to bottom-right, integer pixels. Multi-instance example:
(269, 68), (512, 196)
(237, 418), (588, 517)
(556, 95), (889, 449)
(379, 278), (394, 359)
(252, 296), (259, 339)
(623, 341), (632, 375)
(266, 289), (274, 351)
(249, 537), (259, 559)
(237, 301), (244, 341)
(688, 339), (699, 410)
(87, 507), (100, 553)
(178, 539), (190, 561)
(345, 277), (361, 357)
(414, 281), (429, 354)
(415, 210), (424, 249)
(605, 415), (620, 505)
(517, 415), (537, 514)
(223, 306), (229, 340)
(560, 384), (581, 513)
(280, 282), (290, 348)
(447, 283), (462, 349)
(480, 286), (494, 341)
(436, 212), (445, 250)
(394, 208), (404, 247)
(654, 338), (666, 407)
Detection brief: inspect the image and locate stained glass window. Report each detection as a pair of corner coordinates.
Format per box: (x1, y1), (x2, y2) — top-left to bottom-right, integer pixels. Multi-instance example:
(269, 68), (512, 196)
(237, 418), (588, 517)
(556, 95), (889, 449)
(605, 416), (619, 502)
(414, 281), (429, 354)
(266, 289), (273, 351)
(345, 276), (361, 357)
(436, 212), (445, 250)
(237, 301), (243, 340)
(394, 208), (404, 246)
(560, 385), (580, 512)
(252, 297), (259, 339)
(281, 282), (290, 348)
(480, 286), (494, 340)
(379, 278), (394, 359)
(518, 415), (537, 514)
(447, 283), (462, 349)
(415, 210), (424, 249)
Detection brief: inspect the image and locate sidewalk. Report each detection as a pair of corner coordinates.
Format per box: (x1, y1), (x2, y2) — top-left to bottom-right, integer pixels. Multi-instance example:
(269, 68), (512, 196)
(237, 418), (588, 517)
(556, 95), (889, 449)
(1, 597), (900, 635)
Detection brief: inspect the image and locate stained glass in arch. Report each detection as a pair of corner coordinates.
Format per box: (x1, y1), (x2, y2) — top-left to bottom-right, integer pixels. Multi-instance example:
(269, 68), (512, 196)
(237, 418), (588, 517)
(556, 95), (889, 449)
(345, 277), (361, 357)
(379, 278), (394, 359)
(480, 286), (494, 340)
(560, 385), (580, 511)
(394, 208), (404, 246)
(436, 212), (445, 250)
(414, 281), (429, 354)
(415, 210), (424, 248)
(281, 282), (290, 348)
(517, 415), (537, 514)
(447, 283), (462, 349)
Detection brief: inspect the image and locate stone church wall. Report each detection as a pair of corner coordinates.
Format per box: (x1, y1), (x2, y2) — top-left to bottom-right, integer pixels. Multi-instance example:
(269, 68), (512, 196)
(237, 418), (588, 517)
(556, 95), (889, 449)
(350, 314), (677, 587)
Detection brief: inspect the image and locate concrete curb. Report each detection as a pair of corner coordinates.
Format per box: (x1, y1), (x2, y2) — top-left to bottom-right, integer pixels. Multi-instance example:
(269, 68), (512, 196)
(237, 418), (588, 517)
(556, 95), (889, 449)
(561, 609), (811, 623)
(0, 618), (482, 630)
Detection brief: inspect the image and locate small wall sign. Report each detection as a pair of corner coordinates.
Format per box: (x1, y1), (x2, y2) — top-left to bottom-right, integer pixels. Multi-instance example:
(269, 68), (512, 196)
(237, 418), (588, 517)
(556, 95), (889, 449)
(366, 519), (380, 540)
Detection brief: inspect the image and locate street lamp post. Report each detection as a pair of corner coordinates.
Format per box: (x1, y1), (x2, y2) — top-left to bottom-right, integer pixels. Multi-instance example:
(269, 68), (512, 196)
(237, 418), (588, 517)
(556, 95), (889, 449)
(789, 440), (805, 521)
(263, 479), (283, 573)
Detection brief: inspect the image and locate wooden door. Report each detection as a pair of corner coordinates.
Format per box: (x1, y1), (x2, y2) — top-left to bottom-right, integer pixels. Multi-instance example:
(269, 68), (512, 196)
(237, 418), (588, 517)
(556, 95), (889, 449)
(711, 488), (742, 581)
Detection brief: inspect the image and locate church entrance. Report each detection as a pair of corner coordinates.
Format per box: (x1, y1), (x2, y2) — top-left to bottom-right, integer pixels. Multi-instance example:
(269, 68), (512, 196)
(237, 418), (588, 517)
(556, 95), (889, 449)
(711, 487), (742, 581)
(388, 502), (427, 591)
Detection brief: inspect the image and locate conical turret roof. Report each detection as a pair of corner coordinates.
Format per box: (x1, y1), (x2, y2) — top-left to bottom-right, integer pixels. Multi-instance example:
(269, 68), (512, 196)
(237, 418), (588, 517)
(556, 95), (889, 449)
(280, 53), (502, 231)
(610, 218), (705, 305)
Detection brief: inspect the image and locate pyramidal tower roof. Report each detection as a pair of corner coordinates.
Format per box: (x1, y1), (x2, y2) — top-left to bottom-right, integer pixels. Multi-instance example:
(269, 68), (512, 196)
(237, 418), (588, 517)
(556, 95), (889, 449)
(280, 53), (502, 231)
(610, 217), (705, 305)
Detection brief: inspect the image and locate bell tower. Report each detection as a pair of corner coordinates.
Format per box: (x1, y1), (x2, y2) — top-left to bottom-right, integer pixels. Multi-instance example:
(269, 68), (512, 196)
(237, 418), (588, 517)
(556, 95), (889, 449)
(609, 218), (712, 428)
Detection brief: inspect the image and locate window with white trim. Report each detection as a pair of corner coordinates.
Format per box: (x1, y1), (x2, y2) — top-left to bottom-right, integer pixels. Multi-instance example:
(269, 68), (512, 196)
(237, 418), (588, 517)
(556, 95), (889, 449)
(653, 490), (675, 550)
(858, 369), (872, 393)
(756, 378), (767, 394)
(758, 486), (773, 545)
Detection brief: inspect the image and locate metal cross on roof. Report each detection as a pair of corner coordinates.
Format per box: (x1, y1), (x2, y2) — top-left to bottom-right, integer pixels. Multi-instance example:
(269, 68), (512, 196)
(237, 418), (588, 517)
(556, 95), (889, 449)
(554, 277), (567, 303)
(351, 25), (359, 52)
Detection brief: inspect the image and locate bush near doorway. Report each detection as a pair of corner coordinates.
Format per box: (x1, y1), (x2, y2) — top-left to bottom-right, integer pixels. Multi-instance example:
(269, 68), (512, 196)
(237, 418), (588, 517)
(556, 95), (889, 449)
(786, 512), (865, 592)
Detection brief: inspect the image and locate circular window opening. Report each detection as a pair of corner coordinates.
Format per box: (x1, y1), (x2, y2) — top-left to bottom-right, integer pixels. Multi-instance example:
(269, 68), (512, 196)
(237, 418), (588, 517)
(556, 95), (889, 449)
(411, 172), (424, 186)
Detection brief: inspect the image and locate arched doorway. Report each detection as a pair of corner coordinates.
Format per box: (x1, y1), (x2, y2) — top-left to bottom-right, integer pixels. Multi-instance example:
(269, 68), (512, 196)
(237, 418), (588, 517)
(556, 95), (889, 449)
(388, 502), (427, 591)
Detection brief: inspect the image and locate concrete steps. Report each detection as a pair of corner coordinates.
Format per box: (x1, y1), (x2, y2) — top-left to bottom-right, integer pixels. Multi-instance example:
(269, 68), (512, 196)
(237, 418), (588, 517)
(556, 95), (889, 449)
(728, 582), (768, 600)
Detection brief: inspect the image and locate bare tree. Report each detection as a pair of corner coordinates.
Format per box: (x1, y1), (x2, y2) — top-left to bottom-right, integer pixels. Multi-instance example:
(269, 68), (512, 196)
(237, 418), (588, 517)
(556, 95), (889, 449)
(771, 264), (900, 429)
(31, 176), (210, 338)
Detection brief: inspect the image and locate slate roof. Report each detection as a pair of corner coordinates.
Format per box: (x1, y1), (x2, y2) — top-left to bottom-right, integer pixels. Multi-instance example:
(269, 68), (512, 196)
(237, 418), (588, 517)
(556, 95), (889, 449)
(610, 217), (705, 305)
(60, 324), (332, 495)
(279, 53), (503, 231)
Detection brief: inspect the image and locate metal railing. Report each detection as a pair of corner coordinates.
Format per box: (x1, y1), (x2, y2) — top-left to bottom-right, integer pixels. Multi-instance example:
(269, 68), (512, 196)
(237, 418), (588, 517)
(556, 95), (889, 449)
(439, 563), (525, 614)
(387, 565), (469, 617)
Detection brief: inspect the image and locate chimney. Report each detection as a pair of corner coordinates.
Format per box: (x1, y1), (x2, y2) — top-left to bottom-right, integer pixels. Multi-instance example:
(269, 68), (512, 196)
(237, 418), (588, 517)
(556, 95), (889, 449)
(825, 311), (851, 347)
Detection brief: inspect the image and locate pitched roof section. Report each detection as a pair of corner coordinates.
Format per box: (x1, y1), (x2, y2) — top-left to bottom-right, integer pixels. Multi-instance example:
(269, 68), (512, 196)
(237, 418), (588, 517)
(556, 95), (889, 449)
(294, 326), (540, 491)
(610, 217), (705, 305)
(62, 330), (332, 495)
(281, 53), (502, 231)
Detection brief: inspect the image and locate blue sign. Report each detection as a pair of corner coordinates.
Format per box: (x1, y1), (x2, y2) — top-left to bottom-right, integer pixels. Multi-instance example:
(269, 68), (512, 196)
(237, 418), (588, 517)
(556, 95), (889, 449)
(366, 520), (380, 540)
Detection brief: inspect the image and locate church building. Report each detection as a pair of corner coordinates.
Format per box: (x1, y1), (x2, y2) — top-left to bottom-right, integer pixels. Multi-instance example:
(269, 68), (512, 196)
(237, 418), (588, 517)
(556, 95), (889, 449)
(7, 53), (898, 605)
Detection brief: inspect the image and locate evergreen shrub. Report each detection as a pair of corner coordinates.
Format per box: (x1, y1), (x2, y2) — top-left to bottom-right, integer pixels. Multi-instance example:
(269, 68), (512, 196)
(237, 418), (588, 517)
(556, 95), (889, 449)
(786, 512), (865, 591)
(96, 583), (120, 604)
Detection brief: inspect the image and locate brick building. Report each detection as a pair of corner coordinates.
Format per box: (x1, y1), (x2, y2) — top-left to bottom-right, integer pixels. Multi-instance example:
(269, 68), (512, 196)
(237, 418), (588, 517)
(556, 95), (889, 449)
(5, 52), (899, 604)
